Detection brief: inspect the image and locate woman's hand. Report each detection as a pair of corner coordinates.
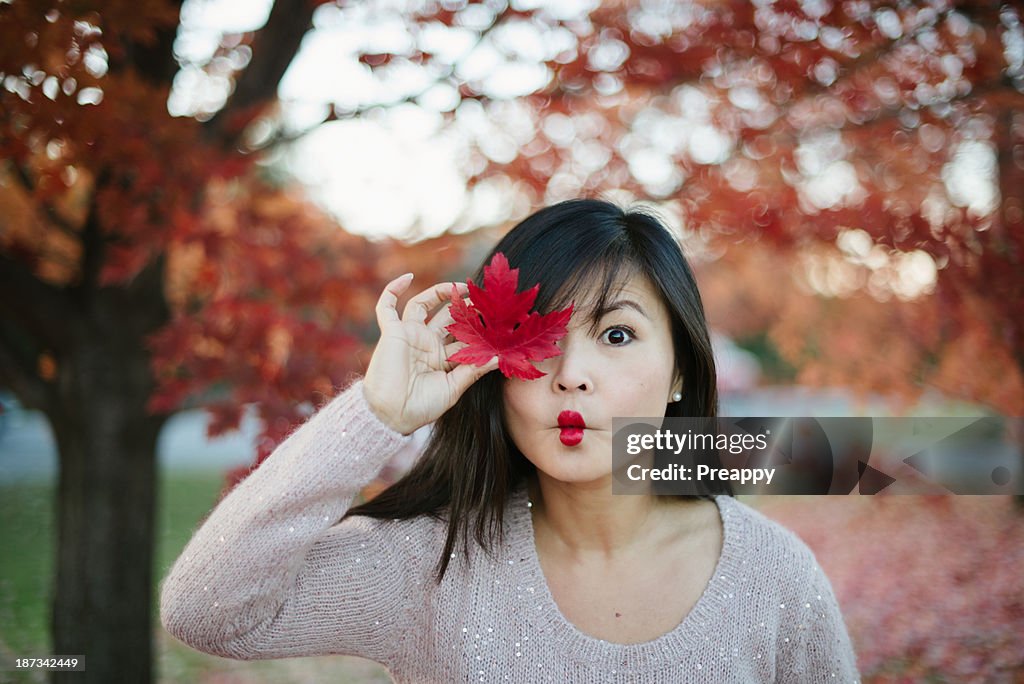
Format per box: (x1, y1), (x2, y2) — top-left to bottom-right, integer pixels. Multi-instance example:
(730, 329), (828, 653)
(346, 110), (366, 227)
(363, 273), (500, 435)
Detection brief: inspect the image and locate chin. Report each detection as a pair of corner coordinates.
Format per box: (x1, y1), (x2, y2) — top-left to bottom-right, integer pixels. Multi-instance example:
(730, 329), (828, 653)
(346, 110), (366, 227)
(535, 467), (613, 487)
(530, 440), (613, 484)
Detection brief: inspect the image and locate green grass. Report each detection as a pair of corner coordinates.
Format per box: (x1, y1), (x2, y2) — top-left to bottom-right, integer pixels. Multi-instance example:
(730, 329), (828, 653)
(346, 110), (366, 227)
(0, 469), (392, 683)
(0, 470), (225, 656)
(154, 470), (226, 590)
(0, 477), (55, 658)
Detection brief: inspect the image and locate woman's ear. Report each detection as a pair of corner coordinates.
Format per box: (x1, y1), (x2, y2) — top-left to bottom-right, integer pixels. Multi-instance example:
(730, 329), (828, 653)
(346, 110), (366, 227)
(669, 372), (684, 403)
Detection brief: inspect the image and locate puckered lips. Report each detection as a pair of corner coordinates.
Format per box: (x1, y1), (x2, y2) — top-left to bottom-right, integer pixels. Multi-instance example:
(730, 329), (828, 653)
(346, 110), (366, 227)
(557, 410), (586, 447)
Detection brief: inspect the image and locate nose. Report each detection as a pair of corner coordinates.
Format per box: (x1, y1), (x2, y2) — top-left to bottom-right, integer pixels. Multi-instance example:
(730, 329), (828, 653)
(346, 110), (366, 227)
(549, 335), (592, 394)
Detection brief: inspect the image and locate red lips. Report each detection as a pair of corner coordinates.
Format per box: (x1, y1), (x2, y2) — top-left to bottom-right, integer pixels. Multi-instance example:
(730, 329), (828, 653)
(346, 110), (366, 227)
(557, 410), (585, 447)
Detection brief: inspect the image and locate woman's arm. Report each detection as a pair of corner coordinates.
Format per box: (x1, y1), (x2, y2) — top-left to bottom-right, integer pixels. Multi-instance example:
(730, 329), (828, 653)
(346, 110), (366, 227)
(160, 274), (499, 665)
(158, 380), (431, 664)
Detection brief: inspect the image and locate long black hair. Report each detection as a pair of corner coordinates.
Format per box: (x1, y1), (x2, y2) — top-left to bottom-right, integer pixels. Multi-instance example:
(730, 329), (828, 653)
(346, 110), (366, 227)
(346, 199), (729, 581)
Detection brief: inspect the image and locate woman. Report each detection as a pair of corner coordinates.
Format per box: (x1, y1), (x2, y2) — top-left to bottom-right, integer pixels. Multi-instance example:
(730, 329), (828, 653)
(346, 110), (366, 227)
(160, 199), (859, 682)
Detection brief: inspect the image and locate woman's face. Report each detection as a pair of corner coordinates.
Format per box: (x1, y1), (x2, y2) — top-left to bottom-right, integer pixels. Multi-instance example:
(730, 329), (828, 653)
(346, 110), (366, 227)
(502, 273), (683, 486)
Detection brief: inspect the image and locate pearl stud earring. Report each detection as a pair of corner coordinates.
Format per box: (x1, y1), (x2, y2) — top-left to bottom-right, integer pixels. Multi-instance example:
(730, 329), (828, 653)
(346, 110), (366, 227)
(672, 391), (683, 402)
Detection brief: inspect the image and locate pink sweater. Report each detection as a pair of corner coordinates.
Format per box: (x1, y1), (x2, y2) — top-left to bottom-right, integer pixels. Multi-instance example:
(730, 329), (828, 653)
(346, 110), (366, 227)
(160, 380), (860, 682)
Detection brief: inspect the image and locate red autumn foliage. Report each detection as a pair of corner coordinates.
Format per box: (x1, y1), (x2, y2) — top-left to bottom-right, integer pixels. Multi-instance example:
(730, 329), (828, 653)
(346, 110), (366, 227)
(350, 0), (1024, 415)
(2, 49), (464, 462)
(447, 252), (573, 380)
(758, 495), (1024, 680)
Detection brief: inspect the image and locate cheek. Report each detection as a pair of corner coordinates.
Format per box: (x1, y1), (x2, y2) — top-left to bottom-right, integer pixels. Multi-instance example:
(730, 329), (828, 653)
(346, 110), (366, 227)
(501, 384), (550, 464)
(612, 360), (675, 411)
(502, 382), (538, 436)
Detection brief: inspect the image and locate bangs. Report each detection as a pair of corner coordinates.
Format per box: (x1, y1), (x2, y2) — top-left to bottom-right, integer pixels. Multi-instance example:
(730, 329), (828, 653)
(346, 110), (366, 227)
(536, 254), (645, 336)
(540, 254), (643, 335)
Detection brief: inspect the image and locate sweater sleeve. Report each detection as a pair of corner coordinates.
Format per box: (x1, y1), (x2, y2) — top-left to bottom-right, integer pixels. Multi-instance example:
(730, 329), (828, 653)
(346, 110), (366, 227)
(776, 559), (860, 683)
(159, 379), (434, 665)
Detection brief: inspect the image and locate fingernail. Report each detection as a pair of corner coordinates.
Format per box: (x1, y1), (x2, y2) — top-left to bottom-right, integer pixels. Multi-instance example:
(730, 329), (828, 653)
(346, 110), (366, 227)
(398, 272), (414, 281)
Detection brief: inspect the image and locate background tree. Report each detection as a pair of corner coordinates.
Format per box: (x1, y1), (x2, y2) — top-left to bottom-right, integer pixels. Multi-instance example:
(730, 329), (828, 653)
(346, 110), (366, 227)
(0, 2), (462, 682)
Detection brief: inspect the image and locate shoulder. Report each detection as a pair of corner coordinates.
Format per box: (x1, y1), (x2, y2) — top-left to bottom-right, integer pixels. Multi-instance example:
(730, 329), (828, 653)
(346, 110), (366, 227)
(322, 511), (449, 584)
(717, 495), (821, 570)
(714, 497), (860, 678)
(337, 510), (447, 548)
(715, 494), (836, 610)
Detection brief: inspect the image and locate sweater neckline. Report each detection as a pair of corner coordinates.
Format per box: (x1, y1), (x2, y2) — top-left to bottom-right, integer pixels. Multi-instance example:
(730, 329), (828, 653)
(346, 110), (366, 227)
(507, 484), (744, 673)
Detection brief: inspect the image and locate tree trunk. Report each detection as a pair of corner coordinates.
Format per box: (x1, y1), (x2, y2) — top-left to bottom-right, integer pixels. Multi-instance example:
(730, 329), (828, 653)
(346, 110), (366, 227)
(45, 257), (170, 684)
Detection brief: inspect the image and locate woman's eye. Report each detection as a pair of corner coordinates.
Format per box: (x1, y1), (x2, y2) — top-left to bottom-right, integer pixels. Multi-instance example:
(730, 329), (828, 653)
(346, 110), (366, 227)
(600, 326), (635, 346)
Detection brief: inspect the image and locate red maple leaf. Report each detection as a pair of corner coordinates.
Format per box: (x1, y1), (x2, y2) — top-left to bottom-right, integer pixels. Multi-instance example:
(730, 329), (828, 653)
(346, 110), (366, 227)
(446, 252), (573, 380)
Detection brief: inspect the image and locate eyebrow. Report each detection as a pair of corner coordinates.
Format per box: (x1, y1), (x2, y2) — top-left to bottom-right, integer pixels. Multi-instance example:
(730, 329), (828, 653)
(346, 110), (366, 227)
(594, 299), (650, 320)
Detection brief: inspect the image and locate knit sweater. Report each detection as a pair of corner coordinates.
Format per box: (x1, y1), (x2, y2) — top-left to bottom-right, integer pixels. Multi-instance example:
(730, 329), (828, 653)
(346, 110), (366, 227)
(160, 380), (860, 683)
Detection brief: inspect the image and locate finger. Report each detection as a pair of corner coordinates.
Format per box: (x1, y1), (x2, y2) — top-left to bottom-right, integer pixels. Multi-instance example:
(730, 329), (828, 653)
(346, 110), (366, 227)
(447, 355), (500, 396)
(440, 340), (467, 372)
(376, 273), (414, 327)
(427, 302), (456, 336)
(403, 282), (469, 325)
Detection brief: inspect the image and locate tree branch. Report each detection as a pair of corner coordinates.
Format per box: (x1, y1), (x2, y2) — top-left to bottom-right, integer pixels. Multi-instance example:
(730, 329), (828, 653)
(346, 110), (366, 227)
(0, 247), (74, 351)
(203, 0), (319, 149)
(7, 162), (81, 238)
(0, 316), (53, 411)
(69, 171), (109, 311)
(109, 0), (187, 86)
(249, 8), (513, 152)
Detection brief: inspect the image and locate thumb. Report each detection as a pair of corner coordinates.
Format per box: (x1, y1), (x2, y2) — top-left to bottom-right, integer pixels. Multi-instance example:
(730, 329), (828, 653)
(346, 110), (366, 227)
(448, 355), (500, 396)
